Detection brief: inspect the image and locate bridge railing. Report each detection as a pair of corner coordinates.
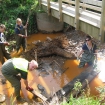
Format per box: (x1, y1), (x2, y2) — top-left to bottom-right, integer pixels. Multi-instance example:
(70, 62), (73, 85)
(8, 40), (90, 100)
(62, 0), (102, 12)
(39, 0), (105, 43)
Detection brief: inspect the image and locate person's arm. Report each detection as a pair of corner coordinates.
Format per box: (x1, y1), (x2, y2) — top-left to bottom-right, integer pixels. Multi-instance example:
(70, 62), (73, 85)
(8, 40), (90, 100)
(15, 26), (27, 38)
(23, 22), (28, 29)
(18, 34), (26, 38)
(24, 79), (28, 87)
(94, 49), (98, 62)
(93, 44), (98, 62)
(0, 41), (4, 44)
(77, 49), (84, 58)
(22, 72), (33, 91)
(24, 79), (33, 91)
(77, 44), (86, 59)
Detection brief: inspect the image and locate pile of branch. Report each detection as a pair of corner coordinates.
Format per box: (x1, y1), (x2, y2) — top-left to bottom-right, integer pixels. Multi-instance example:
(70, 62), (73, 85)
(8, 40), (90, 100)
(23, 35), (76, 60)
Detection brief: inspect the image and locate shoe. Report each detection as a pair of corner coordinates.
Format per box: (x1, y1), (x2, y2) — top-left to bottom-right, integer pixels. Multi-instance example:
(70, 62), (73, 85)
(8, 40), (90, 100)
(17, 97), (26, 103)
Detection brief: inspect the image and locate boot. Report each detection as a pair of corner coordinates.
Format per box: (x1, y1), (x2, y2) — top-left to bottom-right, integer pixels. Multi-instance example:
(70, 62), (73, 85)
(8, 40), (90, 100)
(78, 62), (85, 68)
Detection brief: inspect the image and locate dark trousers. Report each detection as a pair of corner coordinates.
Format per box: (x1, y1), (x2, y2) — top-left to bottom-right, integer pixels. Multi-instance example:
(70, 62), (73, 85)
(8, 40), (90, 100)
(0, 45), (11, 64)
(16, 35), (27, 52)
(1, 60), (21, 99)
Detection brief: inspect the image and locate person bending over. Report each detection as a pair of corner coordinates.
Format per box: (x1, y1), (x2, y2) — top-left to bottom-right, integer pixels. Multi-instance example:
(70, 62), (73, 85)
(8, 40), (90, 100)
(1, 58), (38, 103)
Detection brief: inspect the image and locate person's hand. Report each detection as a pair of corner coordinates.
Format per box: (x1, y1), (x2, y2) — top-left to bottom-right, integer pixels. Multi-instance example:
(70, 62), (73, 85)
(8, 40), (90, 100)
(4, 42), (10, 46)
(77, 57), (80, 61)
(24, 22), (28, 29)
(23, 36), (27, 38)
(21, 35), (27, 38)
(26, 22), (28, 26)
(26, 86), (33, 91)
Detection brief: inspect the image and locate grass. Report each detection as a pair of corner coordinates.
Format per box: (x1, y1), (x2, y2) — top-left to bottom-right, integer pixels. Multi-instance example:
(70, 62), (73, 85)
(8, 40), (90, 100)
(61, 80), (105, 105)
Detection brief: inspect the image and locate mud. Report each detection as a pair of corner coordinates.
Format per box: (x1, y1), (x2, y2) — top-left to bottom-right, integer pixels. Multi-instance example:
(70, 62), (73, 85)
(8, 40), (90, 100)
(0, 30), (105, 104)
(21, 30), (101, 79)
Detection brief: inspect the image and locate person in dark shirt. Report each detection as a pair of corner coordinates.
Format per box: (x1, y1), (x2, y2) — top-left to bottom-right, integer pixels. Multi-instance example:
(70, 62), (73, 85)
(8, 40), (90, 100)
(15, 18), (28, 53)
(0, 24), (11, 64)
(77, 35), (98, 68)
(1, 58), (38, 103)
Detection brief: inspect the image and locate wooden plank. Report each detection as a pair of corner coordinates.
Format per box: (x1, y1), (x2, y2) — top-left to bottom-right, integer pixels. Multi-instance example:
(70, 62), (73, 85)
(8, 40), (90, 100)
(28, 89), (48, 102)
(75, 0), (80, 30)
(32, 90), (47, 101)
(62, 0), (101, 12)
(58, 0), (62, 22)
(80, 0), (102, 7)
(47, 0), (50, 15)
(38, 0), (42, 9)
(99, 0), (105, 43)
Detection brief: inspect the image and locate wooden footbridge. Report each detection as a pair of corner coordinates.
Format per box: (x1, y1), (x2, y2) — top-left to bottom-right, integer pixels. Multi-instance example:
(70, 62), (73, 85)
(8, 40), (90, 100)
(38, 0), (105, 42)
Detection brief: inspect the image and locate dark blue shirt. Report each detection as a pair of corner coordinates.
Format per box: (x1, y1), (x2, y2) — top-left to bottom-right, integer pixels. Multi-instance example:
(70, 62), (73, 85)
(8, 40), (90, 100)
(82, 43), (97, 53)
(15, 24), (23, 34)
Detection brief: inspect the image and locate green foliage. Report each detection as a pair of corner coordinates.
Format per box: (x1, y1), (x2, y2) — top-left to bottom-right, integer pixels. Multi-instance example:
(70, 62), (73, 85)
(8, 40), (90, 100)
(61, 80), (104, 105)
(96, 86), (105, 102)
(73, 79), (82, 92)
(0, 0), (40, 38)
(61, 96), (101, 105)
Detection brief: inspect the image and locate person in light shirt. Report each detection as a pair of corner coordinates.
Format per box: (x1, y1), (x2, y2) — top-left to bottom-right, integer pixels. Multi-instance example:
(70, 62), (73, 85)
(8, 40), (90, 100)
(0, 24), (11, 64)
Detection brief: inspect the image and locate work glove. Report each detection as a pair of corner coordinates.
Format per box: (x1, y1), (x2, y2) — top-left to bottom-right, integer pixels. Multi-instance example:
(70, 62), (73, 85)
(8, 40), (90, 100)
(26, 86), (33, 91)
(4, 42), (10, 46)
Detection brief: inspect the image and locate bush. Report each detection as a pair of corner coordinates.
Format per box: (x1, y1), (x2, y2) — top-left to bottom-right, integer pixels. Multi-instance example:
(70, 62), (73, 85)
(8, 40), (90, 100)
(0, 0), (40, 38)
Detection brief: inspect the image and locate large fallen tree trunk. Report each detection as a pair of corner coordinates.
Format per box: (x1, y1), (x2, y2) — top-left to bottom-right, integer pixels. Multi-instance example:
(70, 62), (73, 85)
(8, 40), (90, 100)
(24, 35), (76, 60)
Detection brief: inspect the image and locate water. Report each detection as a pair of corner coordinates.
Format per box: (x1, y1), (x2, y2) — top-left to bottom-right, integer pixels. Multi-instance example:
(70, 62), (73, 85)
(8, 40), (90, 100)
(0, 32), (104, 103)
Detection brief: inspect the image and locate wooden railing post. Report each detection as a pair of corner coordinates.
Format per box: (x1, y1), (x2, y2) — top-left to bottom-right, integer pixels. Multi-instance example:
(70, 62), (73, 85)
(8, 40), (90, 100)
(38, 0), (41, 9)
(75, 0), (80, 30)
(58, 0), (62, 22)
(47, 0), (50, 15)
(82, 2), (86, 10)
(99, 0), (105, 43)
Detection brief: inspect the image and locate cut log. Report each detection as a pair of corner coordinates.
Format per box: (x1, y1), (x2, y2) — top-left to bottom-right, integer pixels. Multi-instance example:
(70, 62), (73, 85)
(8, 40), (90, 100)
(23, 35), (76, 60)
